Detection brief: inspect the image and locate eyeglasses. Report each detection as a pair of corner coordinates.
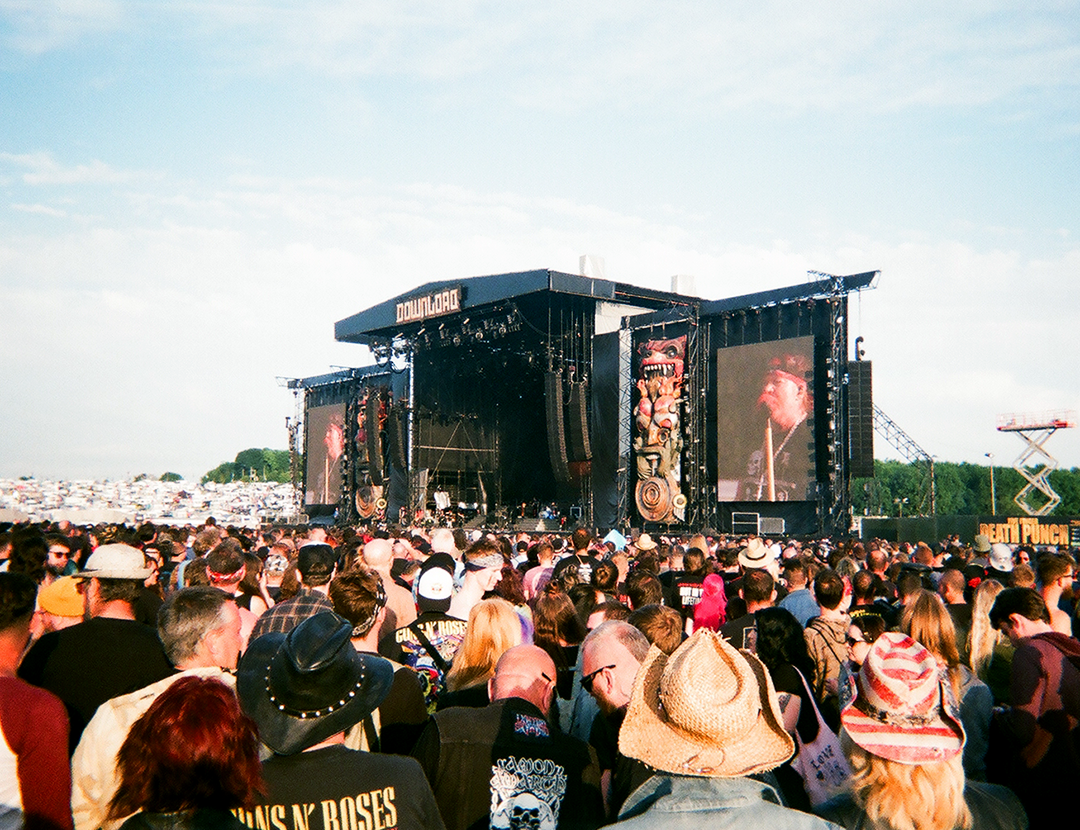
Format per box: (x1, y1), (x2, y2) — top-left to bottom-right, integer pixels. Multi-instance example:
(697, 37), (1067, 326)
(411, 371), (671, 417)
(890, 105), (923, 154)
(846, 635), (866, 647)
(581, 664), (615, 694)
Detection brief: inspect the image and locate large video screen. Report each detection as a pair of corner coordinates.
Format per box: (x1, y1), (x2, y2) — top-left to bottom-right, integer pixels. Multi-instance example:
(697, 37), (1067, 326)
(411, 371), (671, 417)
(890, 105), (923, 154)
(716, 336), (816, 502)
(305, 402), (346, 506)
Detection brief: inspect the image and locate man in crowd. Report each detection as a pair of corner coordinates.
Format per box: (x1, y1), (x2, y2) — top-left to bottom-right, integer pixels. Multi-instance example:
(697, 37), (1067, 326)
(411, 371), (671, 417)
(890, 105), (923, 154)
(18, 544), (173, 751)
(938, 567), (972, 664)
(448, 538), (504, 621)
(362, 537), (418, 640)
(0, 572), (72, 830)
(236, 612), (445, 830)
(777, 558), (817, 626)
(522, 541), (555, 601)
(580, 620), (652, 817)
(990, 587), (1080, 829)
(552, 528), (601, 585)
(380, 554), (467, 712)
(719, 568), (775, 651)
(413, 644), (603, 830)
(803, 569), (849, 720)
(613, 628), (835, 829)
(1035, 553), (1074, 636)
(249, 543), (336, 639)
(71, 587), (243, 830)
(329, 568), (429, 755)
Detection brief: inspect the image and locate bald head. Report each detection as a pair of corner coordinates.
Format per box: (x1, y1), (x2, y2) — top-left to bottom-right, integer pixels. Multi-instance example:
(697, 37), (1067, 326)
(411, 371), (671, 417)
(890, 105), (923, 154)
(488, 644), (556, 712)
(362, 538), (394, 571)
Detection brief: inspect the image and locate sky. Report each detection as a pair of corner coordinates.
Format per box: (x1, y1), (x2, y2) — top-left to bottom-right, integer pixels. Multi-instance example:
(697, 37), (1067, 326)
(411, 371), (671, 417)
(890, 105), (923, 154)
(1, 1), (1078, 483)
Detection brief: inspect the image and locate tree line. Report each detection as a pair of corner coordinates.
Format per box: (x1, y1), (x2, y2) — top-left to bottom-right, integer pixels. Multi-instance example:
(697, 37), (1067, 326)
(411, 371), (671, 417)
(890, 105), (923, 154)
(201, 448), (293, 484)
(852, 459), (1080, 518)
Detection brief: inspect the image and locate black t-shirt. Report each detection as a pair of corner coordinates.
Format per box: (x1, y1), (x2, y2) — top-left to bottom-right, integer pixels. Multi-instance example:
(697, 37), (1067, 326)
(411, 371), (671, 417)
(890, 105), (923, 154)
(672, 572), (707, 619)
(236, 745), (445, 830)
(552, 554), (601, 585)
(19, 616), (174, 751)
(719, 612), (758, 651)
(414, 697), (603, 830)
(588, 708), (652, 817)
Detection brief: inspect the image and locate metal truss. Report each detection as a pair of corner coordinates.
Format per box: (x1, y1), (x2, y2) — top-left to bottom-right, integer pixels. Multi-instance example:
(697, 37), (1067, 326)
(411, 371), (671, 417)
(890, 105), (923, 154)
(872, 404), (936, 515)
(615, 327), (633, 531)
(825, 281), (851, 536)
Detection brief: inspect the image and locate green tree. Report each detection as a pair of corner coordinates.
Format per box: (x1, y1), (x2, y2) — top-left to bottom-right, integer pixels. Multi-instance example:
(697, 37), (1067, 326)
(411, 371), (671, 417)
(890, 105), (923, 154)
(160, 472), (183, 482)
(851, 459), (1080, 517)
(202, 448), (292, 484)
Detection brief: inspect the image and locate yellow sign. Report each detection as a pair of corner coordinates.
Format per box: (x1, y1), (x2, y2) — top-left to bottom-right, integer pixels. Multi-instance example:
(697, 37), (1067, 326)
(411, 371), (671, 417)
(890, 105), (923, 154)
(978, 516), (1071, 546)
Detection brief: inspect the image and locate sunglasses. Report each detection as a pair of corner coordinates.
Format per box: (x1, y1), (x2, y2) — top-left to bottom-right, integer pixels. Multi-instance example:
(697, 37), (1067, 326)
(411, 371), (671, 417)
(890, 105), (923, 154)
(846, 635), (866, 647)
(581, 664), (615, 694)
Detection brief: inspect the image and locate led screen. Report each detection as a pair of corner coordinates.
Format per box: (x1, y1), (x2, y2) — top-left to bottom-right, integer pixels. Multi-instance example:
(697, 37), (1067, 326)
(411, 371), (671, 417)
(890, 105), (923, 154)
(716, 336), (815, 502)
(305, 402), (346, 506)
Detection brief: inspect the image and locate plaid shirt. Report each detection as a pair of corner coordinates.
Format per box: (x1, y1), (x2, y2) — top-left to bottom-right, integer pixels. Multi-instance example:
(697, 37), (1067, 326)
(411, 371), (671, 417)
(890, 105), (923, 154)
(250, 588), (334, 642)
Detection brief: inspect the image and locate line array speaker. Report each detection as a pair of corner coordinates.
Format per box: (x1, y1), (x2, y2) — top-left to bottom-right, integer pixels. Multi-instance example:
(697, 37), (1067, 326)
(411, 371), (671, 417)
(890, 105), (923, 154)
(544, 372), (572, 483)
(365, 391), (384, 485)
(386, 403), (408, 473)
(567, 382), (592, 462)
(848, 361), (875, 478)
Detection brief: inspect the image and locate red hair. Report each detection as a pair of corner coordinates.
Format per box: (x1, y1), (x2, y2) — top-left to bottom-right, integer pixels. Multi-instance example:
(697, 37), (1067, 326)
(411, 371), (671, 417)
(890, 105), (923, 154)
(107, 675), (263, 817)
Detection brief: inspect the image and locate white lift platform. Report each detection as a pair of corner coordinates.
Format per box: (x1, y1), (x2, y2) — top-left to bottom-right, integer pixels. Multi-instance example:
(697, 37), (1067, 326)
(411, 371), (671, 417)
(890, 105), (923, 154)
(997, 410), (1076, 516)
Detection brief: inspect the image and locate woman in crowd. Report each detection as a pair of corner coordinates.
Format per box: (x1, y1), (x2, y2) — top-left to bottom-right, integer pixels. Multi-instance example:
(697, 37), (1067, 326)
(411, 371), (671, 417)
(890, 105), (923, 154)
(756, 607), (823, 811)
(107, 675), (262, 829)
(968, 578), (1012, 704)
(846, 614), (887, 671)
(532, 587), (587, 701)
(901, 591), (993, 781)
(438, 597), (525, 709)
(238, 552), (274, 615)
(817, 632), (1025, 830)
(691, 572), (727, 633)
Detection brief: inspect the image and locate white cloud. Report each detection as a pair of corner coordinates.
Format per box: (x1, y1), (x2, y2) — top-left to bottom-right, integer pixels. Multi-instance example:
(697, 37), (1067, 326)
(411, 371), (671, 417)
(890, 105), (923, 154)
(0, 151), (152, 186)
(0, 0), (123, 54)
(1, 164), (1078, 478)
(10, 203), (67, 217)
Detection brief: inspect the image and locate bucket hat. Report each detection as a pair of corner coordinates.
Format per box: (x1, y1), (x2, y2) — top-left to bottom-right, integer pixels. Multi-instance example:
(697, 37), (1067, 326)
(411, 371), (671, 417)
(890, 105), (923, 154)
(75, 544), (152, 581)
(619, 628), (793, 777)
(840, 631), (964, 765)
(988, 543), (1014, 573)
(237, 612), (393, 755)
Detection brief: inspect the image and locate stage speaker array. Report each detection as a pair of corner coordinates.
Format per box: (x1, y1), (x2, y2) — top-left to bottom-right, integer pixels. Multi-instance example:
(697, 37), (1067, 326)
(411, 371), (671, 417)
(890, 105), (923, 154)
(386, 404), (408, 473)
(848, 361), (875, 478)
(567, 382), (592, 462)
(545, 372), (573, 483)
(365, 393), (384, 485)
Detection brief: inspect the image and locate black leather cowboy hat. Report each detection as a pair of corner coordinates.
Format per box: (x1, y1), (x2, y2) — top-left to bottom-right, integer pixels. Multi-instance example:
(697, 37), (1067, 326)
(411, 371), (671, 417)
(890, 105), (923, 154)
(237, 612), (393, 755)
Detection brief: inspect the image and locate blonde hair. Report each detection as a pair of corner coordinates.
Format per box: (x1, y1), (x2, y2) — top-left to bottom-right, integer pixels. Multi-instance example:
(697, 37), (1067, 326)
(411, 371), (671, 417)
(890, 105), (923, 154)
(901, 590), (961, 701)
(444, 598), (524, 692)
(969, 579), (1005, 677)
(844, 735), (972, 830)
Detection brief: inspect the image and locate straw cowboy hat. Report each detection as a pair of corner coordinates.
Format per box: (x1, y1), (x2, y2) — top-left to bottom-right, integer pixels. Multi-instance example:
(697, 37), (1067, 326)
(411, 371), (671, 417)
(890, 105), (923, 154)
(840, 631), (964, 765)
(619, 628), (793, 777)
(737, 537), (772, 570)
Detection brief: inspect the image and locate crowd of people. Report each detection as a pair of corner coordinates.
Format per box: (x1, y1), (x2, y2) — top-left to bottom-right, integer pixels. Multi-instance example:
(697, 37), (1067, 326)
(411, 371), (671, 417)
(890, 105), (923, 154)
(0, 517), (1074, 830)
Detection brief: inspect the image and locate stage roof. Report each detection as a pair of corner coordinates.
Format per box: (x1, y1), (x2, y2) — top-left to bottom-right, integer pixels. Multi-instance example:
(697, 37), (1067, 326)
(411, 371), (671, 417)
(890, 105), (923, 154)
(334, 268), (700, 345)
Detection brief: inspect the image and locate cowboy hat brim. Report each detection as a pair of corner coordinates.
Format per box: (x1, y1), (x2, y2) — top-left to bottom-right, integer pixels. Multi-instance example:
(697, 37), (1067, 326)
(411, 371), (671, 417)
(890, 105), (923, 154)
(619, 635), (793, 777)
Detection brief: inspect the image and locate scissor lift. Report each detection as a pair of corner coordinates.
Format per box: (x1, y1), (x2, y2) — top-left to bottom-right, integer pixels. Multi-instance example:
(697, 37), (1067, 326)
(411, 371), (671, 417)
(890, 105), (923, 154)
(997, 411), (1076, 516)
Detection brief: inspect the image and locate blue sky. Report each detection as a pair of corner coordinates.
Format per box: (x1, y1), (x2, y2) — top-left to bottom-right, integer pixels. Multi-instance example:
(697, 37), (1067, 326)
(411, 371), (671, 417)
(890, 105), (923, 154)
(2, 1), (1078, 483)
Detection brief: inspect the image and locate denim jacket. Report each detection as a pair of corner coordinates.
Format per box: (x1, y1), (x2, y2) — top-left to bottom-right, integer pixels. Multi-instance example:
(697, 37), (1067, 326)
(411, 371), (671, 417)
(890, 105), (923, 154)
(610, 773), (842, 830)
